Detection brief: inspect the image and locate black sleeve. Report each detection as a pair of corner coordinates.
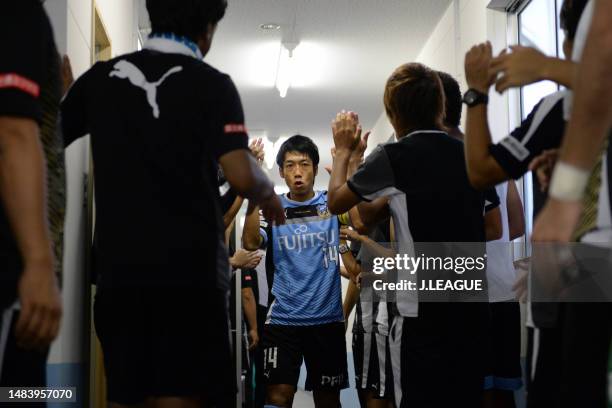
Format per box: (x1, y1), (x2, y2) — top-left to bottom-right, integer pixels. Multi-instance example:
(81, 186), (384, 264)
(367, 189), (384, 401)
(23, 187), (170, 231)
(61, 63), (101, 148)
(489, 92), (566, 180)
(347, 145), (396, 202)
(484, 187), (500, 213)
(0, 2), (49, 121)
(241, 269), (254, 289)
(212, 75), (249, 160)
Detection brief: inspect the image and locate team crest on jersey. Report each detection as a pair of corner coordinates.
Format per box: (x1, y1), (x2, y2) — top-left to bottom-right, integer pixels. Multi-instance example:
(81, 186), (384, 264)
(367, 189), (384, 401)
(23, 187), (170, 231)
(317, 204), (332, 219)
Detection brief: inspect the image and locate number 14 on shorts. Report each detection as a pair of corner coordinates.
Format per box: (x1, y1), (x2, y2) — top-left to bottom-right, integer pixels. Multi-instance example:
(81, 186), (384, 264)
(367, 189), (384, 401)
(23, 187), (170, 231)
(264, 347), (278, 369)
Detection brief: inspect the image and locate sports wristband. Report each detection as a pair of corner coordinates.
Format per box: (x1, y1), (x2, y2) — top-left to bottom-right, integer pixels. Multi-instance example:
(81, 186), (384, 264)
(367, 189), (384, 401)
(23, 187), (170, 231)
(548, 161), (590, 202)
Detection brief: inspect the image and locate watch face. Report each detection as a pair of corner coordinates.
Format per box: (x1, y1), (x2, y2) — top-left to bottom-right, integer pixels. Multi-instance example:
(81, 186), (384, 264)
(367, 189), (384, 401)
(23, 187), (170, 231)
(465, 92), (477, 104)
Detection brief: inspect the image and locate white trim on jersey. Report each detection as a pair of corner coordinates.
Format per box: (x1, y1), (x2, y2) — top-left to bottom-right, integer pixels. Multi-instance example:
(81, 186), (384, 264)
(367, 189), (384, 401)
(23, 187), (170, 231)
(531, 328), (541, 382)
(361, 333), (372, 389)
(389, 192), (419, 317)
(255, 251), (269, 307)
(265, 299), (277, 325)
(0, 305), (17, 381)
(390, 316), (404, 408)
(375, 333), (389, 398)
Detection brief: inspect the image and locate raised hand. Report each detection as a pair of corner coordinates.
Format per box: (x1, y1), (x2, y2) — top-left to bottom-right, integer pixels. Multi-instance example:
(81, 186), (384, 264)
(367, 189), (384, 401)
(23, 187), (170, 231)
(351, 131), (370, 165)
(249, 137), (265, 167)
(465, 41), (496, 93)
(332, 110), (361, 152)
(16, 261), (62, 350)
(490, 45), (549, 93)
(231, 248), (263, 269)
(340, 226), (363, 243)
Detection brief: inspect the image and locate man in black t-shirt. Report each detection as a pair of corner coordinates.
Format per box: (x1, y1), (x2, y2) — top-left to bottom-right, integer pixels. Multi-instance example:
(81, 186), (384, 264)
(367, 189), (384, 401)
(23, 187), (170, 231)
(0, 0), (64, 392)
(61, 1), (284, 406)
(328, 63), (494, 408)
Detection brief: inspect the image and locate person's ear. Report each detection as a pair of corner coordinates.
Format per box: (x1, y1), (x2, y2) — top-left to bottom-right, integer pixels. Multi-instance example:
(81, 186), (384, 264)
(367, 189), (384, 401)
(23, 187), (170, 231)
(206, 23), (217, 42)
(314, 166), (318, 177)
(279, 166), (285, 178)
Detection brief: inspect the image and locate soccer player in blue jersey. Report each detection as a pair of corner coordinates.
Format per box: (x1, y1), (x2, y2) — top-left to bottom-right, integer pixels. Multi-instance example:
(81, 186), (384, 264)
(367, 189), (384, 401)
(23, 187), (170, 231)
(242, 135), (348, 408)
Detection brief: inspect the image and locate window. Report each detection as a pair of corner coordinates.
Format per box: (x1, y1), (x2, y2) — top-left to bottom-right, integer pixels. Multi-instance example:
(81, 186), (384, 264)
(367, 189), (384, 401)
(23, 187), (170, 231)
(517, 0), (565, 241)
(519, 0), (560, 115)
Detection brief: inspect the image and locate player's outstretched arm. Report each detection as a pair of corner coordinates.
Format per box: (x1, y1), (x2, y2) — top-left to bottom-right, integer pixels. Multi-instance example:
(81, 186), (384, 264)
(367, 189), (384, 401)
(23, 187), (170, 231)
(507, 181), (525, 241)
(533, 1), (612, 242)
(242, 200), (264, 251)
(490, 46), (576, 92)
(328, 111), (363, 214)
(464, 42), (511, 189)
(219, 150), (285, 226)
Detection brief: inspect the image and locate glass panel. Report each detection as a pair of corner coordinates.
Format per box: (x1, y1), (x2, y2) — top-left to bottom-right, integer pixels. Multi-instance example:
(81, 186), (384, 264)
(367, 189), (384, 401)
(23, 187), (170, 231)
(519, 0), (559, 116)
(518, 0), (560, 250)
(519, 0), (557, 56)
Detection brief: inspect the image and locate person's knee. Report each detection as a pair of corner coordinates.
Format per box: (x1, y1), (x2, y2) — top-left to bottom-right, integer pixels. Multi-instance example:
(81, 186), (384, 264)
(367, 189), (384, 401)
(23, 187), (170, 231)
(266, 384), (295, 407)
(313, 389), (340, 407)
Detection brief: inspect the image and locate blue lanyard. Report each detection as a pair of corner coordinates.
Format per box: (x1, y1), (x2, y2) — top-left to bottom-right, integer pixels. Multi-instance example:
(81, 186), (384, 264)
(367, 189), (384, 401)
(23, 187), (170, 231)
(148, 32), (203, 59)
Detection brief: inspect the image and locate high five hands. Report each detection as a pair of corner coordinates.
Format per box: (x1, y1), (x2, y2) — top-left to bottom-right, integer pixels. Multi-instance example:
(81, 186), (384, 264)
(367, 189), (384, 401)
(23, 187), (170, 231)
(331, 110), (370, 161)
(466, 41), (559, 94)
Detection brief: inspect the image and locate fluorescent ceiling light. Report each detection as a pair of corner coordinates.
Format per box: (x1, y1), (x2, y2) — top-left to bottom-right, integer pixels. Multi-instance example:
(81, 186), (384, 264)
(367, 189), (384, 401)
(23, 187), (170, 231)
(275, 42), (298, 98)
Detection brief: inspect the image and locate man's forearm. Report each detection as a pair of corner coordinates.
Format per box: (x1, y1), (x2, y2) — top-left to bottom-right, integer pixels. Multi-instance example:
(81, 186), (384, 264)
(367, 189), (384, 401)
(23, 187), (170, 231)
(542, 58), (577, 89)
(0, 119), (53, 268)
(328, 149), (351, 204)
(343, 279), (359, 321)
(242, 290), (258, 331)
(243, 167), (276, 204)
(558, 2), (612, 171)
(223, 196), (245, 229)
(359, 235), (394, 259)
(242, 202), (263, 250)
(465, 105), (494, 187)
(341, 250), (360, 278)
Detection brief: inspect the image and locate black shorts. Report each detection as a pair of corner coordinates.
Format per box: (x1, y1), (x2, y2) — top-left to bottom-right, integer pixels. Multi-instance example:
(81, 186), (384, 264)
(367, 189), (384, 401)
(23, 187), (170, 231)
(527, 303), (612, 408)
(484, 301), (523, 391)
(389, 303), (489, 408)
(262, 322), (349, 391)
(353, 331), (393, 399)
(94, 287), (235, 405)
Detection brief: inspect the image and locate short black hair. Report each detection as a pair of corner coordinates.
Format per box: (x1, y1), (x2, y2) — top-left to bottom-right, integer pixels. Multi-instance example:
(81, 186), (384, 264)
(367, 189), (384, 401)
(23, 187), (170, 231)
(560, 0), (589, 41)
(437, 71), (462, 129)
(146, 0), (227, 43)
(276, 135), (320, 168)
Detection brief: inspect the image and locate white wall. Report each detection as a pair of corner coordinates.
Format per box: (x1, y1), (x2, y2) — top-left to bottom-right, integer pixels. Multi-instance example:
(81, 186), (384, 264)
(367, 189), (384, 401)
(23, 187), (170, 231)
(96, 0), (138, 57)
(45, 0), (93, 376)
(368, 0), (513, 148)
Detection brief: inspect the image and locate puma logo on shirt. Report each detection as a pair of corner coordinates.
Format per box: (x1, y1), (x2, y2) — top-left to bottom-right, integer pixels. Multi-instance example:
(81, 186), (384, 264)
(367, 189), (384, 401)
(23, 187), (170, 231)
(109, 60), (183, 118)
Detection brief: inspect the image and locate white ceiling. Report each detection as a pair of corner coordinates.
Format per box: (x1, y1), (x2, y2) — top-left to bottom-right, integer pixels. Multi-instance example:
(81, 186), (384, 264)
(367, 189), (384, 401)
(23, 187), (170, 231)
(138, 0), (452, 191)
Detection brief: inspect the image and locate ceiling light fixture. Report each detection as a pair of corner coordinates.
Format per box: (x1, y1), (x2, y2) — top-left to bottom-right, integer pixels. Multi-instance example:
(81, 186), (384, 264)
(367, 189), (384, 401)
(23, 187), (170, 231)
(275, 41), (299, 98)
(260, 23), (281, 30)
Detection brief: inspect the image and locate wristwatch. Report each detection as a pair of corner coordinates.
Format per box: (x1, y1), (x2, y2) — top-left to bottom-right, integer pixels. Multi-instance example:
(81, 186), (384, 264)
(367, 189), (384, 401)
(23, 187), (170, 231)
(339, 243), (350, 254)
(462, 88), (489, 107)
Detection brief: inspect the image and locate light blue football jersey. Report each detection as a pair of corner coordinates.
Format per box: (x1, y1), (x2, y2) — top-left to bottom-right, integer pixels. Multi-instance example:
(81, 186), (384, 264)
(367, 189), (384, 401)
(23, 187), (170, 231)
(262, 191), (343, 326)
